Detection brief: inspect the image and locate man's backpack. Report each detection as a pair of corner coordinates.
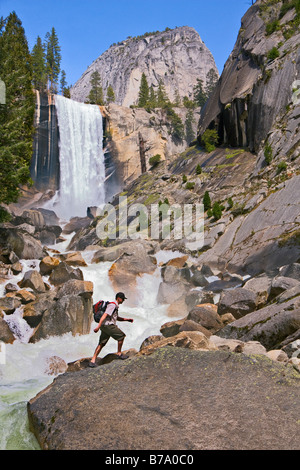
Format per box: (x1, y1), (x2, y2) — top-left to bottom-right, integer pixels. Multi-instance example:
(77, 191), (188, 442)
(93, 300), (109, 323)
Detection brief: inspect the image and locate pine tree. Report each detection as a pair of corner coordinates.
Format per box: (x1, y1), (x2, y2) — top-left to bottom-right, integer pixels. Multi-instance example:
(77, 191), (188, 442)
(45, 27), (61, 93)
(185, 109), (196, 144)
(87, 70), (104, 105)
(205, 68), (219, 98)
(0, 12), (35, 220)
(60, 69), (68, 95)
(32, 36), (47, 91)
(138, 73), (149, 107)
(148, 86), (157, 108)
(106, 85), (115, 104)
(193, 78), (207, 107)
(156, 79), (170, 108)
(203, 191), (211, 212)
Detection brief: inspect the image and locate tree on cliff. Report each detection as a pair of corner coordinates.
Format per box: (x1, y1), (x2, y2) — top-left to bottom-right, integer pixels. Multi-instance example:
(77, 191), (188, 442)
(138, 73), (149, 107)
(193, 78), (207, 107)
(87, 71), (104, 105)
(45, 27), (61, 93)
(106, 85), (115, 104)
(0, 12), (35, 221)
(205, 68), (219, 98)
(32, 36), (47, 92)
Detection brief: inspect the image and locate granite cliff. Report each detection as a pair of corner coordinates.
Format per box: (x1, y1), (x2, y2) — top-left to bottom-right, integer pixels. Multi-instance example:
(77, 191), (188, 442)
(71, 26), (219, 107)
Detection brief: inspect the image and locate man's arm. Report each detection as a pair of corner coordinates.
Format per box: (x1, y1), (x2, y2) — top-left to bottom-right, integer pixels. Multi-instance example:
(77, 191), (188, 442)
(117, 316), (134, 323)
(94, 313), (108, 332)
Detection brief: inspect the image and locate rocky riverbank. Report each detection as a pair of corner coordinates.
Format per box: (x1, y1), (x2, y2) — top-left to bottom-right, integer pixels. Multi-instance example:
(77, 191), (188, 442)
(0, 204), (299, 450)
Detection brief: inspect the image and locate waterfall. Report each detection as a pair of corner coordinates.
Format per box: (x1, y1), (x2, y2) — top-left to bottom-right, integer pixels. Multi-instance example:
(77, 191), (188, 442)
(53, 95), (106, 220)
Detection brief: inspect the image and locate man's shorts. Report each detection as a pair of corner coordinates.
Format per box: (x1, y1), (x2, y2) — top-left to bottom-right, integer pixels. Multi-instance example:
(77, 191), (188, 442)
(98, 324), (126, 346)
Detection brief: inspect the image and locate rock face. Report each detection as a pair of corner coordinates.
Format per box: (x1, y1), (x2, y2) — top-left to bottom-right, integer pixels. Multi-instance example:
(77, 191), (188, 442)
(198, 0), (300, 161)
(71, 26), (219, 107)
(104, 103), (200, 184)
(30, 91), (60, 191)
(27, 347), (300, 450)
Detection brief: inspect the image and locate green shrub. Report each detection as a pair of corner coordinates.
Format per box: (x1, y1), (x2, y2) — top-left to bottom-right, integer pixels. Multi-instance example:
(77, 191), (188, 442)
(185, 182), (195, 190)
(212, 202), (223, 221)
(266, 19), (280, 35)
(201, 129), (219, 153)
(264, 142), (273, 165)
(149, 154), (161, 167)
(267, 47), (280, 61)
(276, 161), (287, 174)
(196, 164), (202, 175)
(227, 197), (234, 209)
(182, 174), (187, 184)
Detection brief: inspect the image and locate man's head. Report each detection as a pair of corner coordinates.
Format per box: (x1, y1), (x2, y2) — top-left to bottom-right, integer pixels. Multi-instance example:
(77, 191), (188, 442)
(116, 292), (127, 303)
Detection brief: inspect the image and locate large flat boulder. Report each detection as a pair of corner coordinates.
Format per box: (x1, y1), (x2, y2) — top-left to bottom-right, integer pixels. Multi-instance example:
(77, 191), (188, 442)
(27, 348), (300, 450)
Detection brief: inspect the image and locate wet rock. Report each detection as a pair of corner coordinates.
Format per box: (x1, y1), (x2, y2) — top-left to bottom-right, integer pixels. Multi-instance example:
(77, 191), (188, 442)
(55, 251), (87, 267)
(39, 256), (60, 275)
(0, 315), (15, 343)
(49, 262), (84, 286)
(29, 280), (93, 343)
(0, 297), (21, 314)
(19, 270), (46, 294)
(45, 356), (68, 376)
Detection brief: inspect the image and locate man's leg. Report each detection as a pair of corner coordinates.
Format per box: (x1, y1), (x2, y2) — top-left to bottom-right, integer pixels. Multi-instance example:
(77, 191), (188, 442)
(116, 337), (124, 356)
(89, 329), (109, 366)
(90, 343), (104, 364)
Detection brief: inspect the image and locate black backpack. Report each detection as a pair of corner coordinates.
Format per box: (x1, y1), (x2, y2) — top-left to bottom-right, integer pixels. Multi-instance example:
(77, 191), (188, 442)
(93, 300), (109, 323)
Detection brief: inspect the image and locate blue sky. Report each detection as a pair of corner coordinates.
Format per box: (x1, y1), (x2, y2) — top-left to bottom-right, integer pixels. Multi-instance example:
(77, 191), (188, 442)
(0, 0), (251, 87)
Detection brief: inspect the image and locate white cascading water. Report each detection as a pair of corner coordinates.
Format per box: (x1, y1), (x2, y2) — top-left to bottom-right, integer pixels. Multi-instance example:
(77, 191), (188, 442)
(51, 95), (106, 220)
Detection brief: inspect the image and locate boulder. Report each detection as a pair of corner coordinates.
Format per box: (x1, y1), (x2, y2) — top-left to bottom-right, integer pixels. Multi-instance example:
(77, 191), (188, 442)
(15, 289), (36, 304)
(216, 296), (300, 350)
(0, 296), (21, 314)
(62, 216), (92, 234)
(39, 256), (60, 276)
(243, 275), (272, 307)
(29, 280), (93, 343)
(218, 288), (258, 318)
(138, 331), (217, 356)
(160, 319), (185, 338)
(187, 304), (223, 333)
(0, 225), (45, 260)
(279, 263), (300, 281)
(269, 276), (300, 301)
(179, 319), (212, 337)
(44, 356), (68, 376)
(23, 291), (58, 328)
(266, 350), (289, 363)
(55, 252), (87, 267)
(0, 316), (15, 343)
(28, 348), (300, 450)
(19, 270), (46, 294)
(20, 209), (45, 227)
(49, 262), (84, 286)
(185, 289), (215, 310)
(34, 208), (60, 226)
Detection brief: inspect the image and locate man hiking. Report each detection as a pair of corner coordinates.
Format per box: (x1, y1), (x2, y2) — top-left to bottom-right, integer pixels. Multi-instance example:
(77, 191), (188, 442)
(89, 292), (134, 367)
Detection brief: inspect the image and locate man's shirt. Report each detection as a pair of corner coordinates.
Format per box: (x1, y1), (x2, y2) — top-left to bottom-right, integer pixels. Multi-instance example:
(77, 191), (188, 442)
(102, 302), (118, 326)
